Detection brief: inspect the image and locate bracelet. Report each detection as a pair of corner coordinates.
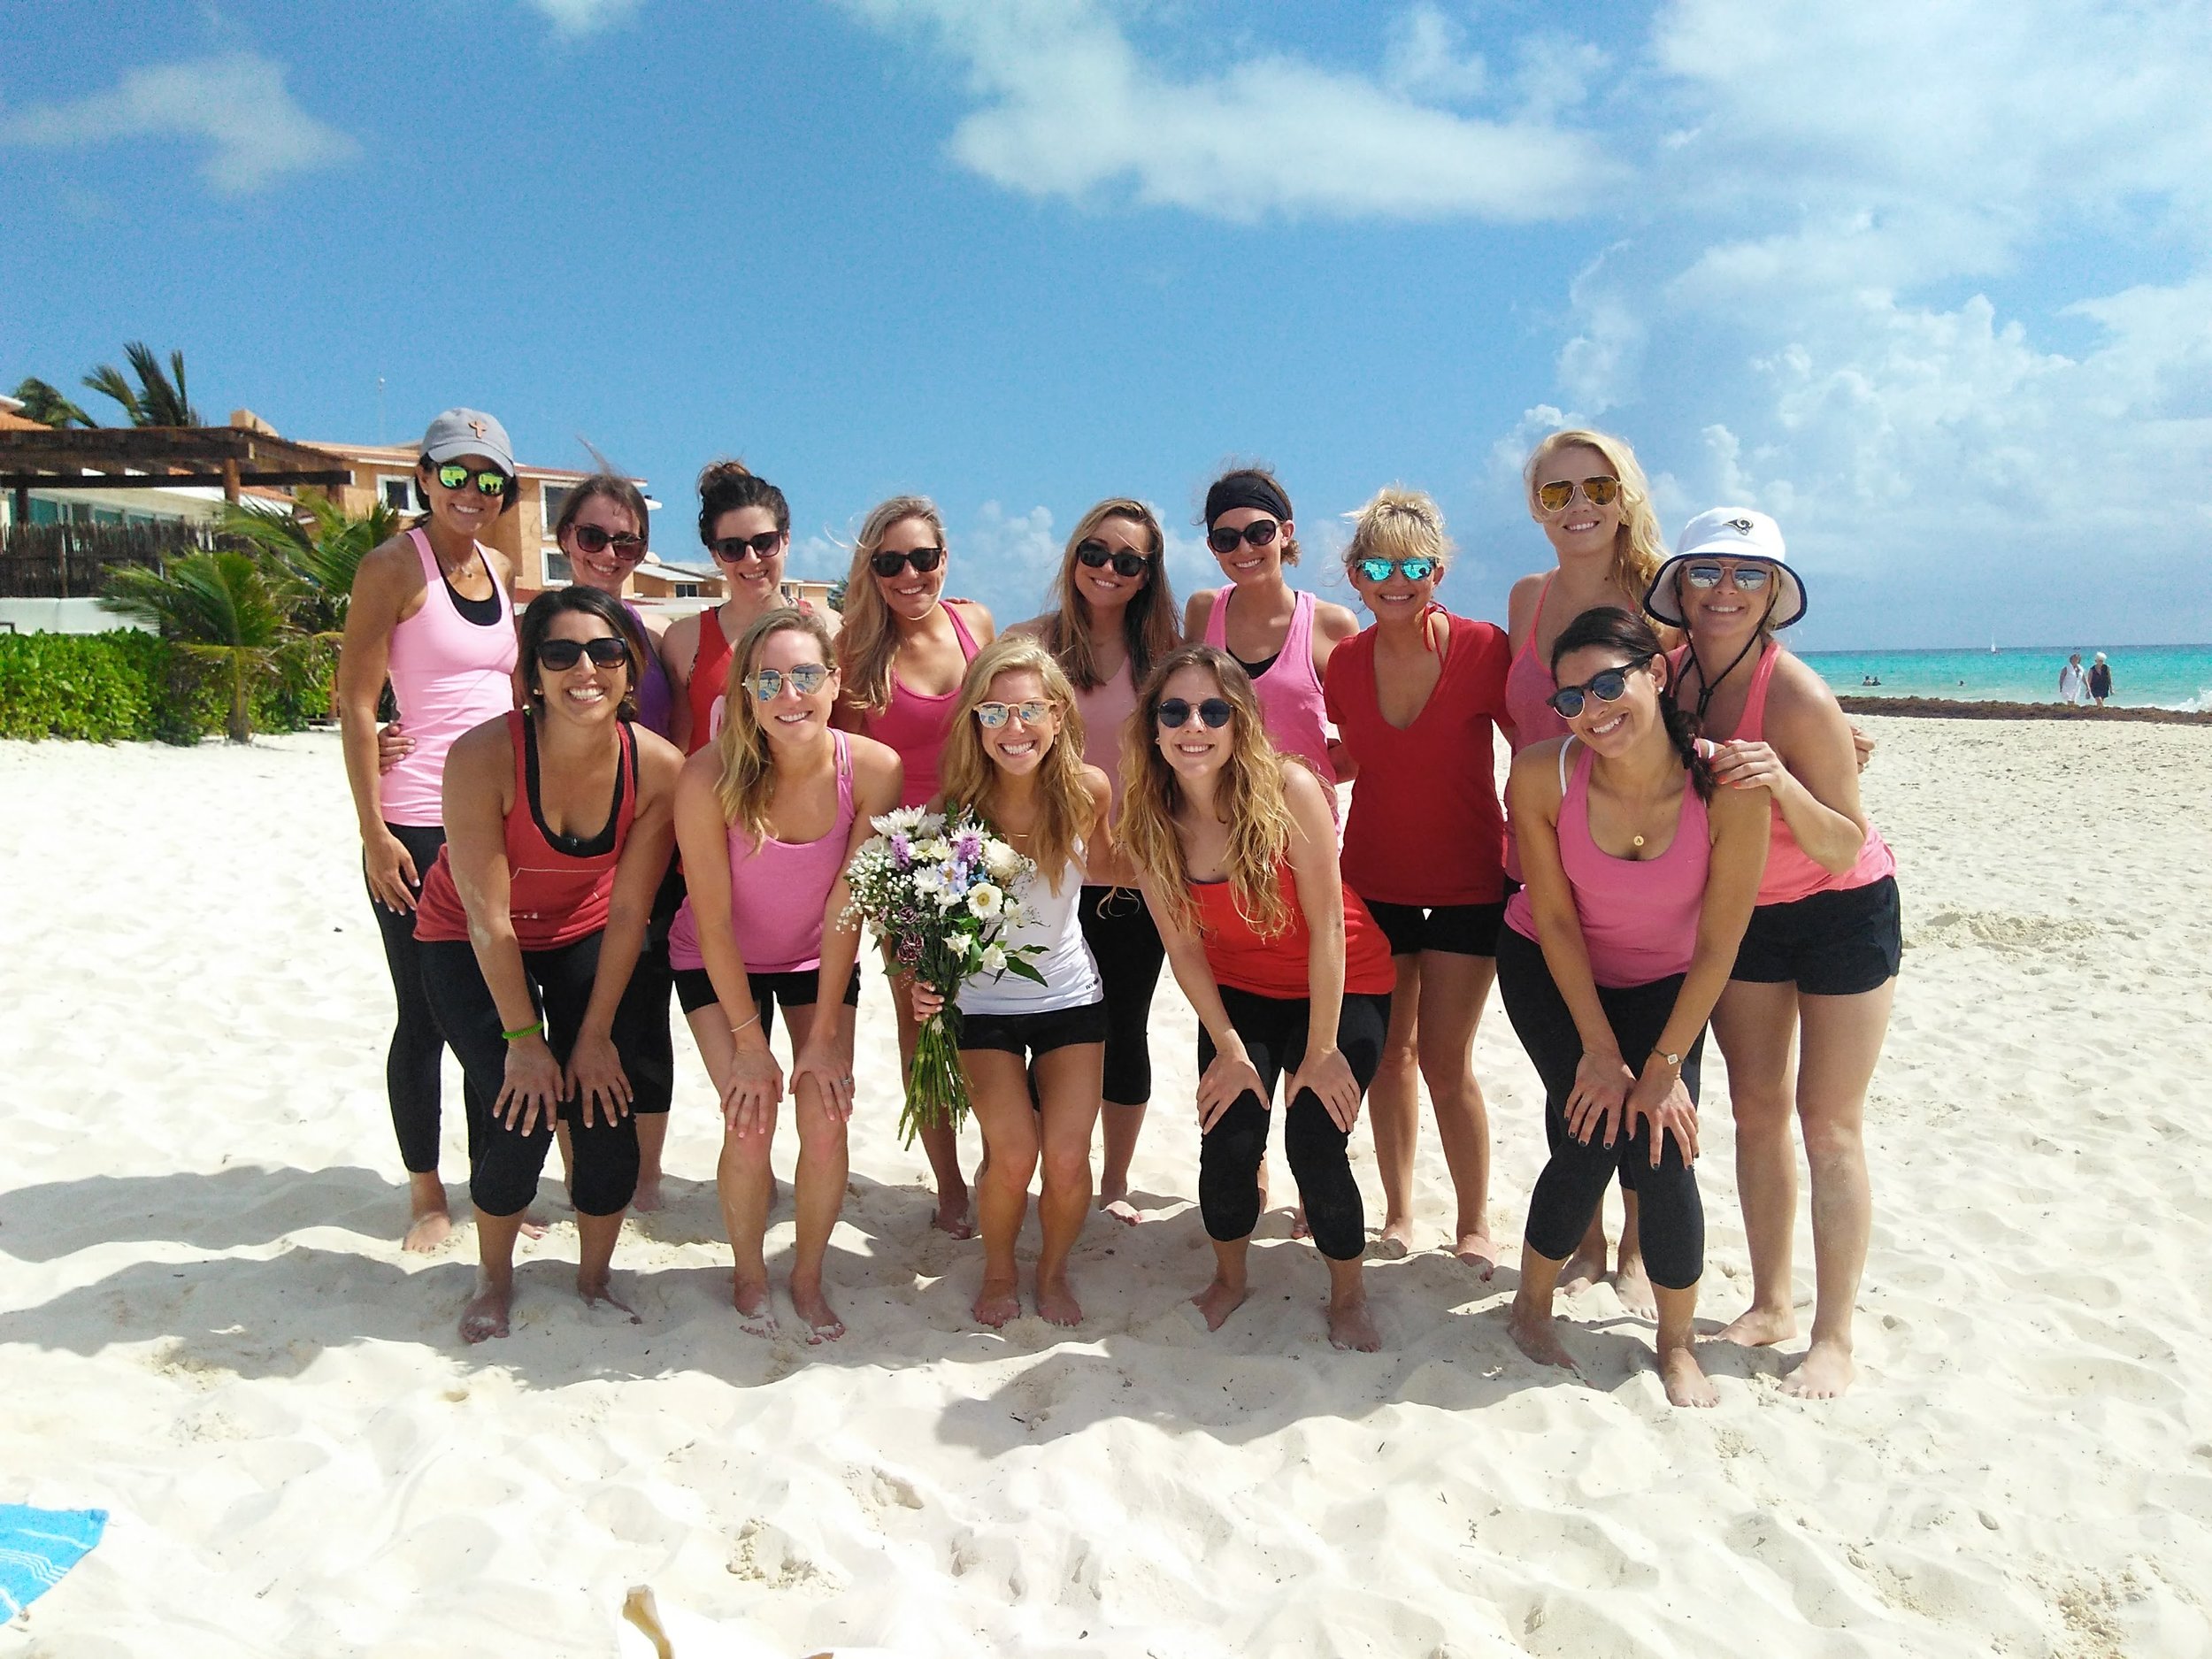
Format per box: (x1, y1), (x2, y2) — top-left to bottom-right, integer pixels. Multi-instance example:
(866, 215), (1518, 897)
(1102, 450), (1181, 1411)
(502, 1020), (542, 1043)
(731, 1012), (761, 1037)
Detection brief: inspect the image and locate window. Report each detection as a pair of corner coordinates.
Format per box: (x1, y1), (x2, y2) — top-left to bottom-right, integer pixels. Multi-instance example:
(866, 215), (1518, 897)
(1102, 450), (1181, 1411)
(91, 507), (125, 526)
(541, 484), (572, 539)
(542, 550), (572, 585)
(380, 475), (422, 515)
(674, 582), (699, 598)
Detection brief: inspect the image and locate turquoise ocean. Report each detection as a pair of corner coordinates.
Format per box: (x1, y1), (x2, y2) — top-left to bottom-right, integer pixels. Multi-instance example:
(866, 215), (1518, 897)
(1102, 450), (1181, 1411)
(1799, 643), (2212, 711)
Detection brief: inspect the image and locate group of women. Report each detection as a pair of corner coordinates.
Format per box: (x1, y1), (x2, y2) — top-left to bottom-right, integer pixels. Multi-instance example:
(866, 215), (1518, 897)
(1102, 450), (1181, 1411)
(336, 409), (1899, 1403)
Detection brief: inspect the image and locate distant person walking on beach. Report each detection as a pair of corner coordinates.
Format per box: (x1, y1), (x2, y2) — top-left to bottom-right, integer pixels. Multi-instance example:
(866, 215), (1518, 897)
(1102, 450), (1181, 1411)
(2089, 653), (2114, 707)
(336, 409), (519, 1252)
(1650, 509), (1901, 1398)
(2059, 653), (2088, 706)
(1500, 606), (1769, 1407)
(411, 588), (682, 1342)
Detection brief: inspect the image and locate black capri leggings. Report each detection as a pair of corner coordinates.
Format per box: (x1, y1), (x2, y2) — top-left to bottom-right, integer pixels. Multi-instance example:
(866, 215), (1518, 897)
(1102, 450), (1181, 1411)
(419, 931), (649, 1219)
(1195, 986), (1392, 1262)
(1080, 886), (1166, 1107)
(369, 821), (474, 1175)
(1495, 926), (1706, 1291)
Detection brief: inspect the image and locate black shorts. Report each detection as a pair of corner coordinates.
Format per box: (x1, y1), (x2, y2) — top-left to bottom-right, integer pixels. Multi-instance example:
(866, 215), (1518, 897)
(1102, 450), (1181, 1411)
(1361, 898), (1506, 958)
(673, 962), (862, 1040)
(957, 999), (1110, 1062)
(1732, 875), (1901, 997)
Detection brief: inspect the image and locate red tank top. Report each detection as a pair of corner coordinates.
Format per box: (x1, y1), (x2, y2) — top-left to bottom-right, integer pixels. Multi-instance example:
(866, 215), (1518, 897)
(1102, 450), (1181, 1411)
(414, 711), (641, 950)
(858, 603), (980, 809)
(1187, 860), (1396, 1000)
(685, 608), (738, 757)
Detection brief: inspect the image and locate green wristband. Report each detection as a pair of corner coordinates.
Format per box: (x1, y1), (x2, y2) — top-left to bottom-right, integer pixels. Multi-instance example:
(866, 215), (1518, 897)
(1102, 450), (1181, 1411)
(502, 1020), (543, 1043)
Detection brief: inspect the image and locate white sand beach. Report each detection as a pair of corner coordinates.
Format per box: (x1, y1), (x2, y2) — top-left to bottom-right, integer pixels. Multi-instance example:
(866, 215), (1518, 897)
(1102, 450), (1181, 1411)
(2, 717), (2208, 1657)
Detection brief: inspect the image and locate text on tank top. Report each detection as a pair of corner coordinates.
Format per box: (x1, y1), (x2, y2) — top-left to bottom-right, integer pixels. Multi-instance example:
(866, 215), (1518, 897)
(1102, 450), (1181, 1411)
(1203, 586), (1335, 783)
(666, 730), (856, 975)
(859, 603), (980, 809)
(380, 527), (518, 826)
(1186, 859), (1396, 1000)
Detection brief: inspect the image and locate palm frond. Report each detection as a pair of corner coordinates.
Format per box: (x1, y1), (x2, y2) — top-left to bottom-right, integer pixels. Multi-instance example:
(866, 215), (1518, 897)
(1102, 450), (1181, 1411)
(83, 363), (142, 425)
(11, 377), (97, 428)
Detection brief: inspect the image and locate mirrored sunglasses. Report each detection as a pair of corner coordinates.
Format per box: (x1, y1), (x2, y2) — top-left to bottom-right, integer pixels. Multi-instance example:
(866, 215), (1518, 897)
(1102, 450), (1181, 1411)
(745, 663), (831, 700)
(975, 699), (1052, 728)
(434, 463), (510, 496)
(1355, 556), (1438, 584)
(1535, 475), (1620, 512)
(1683, 562), (1772, 591)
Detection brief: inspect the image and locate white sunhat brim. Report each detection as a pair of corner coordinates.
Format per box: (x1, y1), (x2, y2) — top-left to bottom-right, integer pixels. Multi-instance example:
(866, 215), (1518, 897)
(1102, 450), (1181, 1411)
(1643, 552), (1807, 629)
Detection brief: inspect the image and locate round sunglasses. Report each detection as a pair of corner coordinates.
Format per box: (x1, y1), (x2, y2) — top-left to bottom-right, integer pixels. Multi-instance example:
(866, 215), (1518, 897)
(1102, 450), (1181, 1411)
(871, 547), (945, 577)
(1206, 518), (1279, 556)
(1682, 562), (1772, 591)
(571, 523), (645, 558)
(713, 531), (784, 563)
(744, 663), (831, 700)
(1546, 653), (1654, 719)
(535, 635), (631, 672)
(1534, 475), (1620, 513)
(975, 699), (1052, 728)
(1354, 555), (1438, 584)
(1156, 696), (1233, 730)
(433, 462), (511, 496)
(1075, 539), (1150, 578)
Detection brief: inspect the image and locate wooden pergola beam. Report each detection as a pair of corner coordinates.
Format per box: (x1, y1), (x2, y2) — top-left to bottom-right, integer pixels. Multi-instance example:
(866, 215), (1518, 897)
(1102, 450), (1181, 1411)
(0, 469), (352, 490)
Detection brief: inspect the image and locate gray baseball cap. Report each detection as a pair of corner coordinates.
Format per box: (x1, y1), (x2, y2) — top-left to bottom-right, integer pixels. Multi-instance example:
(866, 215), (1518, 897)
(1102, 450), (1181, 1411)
(420, 408), (515, 474)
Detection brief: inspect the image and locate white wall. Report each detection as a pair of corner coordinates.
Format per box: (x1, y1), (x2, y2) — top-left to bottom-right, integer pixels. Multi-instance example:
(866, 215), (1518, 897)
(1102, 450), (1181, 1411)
(0, 598), (151, 635)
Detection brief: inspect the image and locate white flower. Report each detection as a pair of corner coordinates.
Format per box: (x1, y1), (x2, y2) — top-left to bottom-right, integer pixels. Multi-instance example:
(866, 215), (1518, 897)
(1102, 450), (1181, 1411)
(935, 887), (964, 911)
(983, 839), (1024, 881)
(913, 810), (946, 838)
(913, 866), (947, 896)
(874, 806), (925, 835)
(966, 882), (1003, 920)
(979, 943), (1007, 974)
(913, 837), (953, 865)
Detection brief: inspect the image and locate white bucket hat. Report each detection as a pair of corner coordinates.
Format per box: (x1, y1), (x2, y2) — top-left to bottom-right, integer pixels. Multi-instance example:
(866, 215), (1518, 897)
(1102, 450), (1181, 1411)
(1644, 507), (1807, 629)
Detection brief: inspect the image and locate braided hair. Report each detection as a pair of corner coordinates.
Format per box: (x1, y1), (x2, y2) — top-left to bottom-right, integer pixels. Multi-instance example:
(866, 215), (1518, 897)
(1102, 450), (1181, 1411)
(1548, 606), (1715, 802)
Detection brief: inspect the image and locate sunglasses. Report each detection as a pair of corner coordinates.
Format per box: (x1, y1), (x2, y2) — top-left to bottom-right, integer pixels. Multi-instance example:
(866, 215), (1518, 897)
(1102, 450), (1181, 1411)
(713, 531), (784, 563)
(1156, 696), (1233, 730)
(1546, 653), (1654, 719)
(1534, 475), (1620, 513)
(1682, 562), (1772, 592)
(870, 547), (945, 577)
(1076, 539), (1150, 578)
(975, 699), (1052, 728)
(1354, 555), (1439, 584)
(572, 523), (645, 558)
(745, 663), (831, 700)
(433, 463), (511, 496)
(535, 635), (631, 672)
(1207, 518), (1280, 556)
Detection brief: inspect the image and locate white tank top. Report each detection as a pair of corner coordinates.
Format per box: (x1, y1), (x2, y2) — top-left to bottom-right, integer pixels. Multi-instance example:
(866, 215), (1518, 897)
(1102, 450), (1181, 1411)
(958, 854), (1103, 1016)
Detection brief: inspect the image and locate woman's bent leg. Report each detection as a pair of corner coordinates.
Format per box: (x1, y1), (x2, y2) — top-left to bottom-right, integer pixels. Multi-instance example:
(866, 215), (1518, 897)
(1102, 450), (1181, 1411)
(1033, 1041), (1106, 1324)
(687, 1002), (780, 1329)
(1368, 953), (1424, 1256)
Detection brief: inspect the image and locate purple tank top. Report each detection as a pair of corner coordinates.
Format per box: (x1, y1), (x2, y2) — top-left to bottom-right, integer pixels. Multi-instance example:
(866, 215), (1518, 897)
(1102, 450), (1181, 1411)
(621, 601), (675, 741)
(381, 529), (517, 826)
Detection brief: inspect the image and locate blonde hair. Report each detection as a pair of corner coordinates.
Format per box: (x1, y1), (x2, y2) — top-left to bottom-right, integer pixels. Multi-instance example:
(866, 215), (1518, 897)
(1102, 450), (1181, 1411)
(1524, 428), (1665, 603)
(936, 634), (1093, 894)
(1344, 485), (1453, 571)
(712, 607), (840, 848)
(1116, 645), (1294, 939)
(835, 495), (948, 716)
(1039, 498), (1179, 692)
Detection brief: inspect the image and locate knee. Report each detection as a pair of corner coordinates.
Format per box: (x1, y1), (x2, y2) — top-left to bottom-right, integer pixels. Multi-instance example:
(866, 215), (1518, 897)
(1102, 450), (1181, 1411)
(1799, 1111), (1864, 1172)
(792, 1097), (849, 1157)
(1041, 1145), (1091, 1196)
(1282, 1094), (1349, 1172)
(983, 1143), (1039, 1195)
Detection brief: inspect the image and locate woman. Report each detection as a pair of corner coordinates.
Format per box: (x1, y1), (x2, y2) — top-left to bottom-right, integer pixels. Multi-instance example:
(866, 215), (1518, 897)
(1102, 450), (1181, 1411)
(661, 461), (803, 756)
(1325, 488), (1513, 1272)
(1498, 606), (1768, 1407)
(1008, 500), (1179, 1224)
(670, 609), (901, 1340)
(1118, 646), (1397, 1351)
(1183, 466), (1359, 787)
(336, 408), (520, 1252)
(910, 635), (1113, 1326)
(1649, 509), (1899, 1398)
(411, 587), (682, 1342)
(833, 495), (997, 1238)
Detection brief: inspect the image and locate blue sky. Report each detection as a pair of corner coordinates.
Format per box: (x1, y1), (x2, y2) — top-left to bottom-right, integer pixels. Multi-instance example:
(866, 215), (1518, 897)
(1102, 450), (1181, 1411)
(4, 0), (2208, 648)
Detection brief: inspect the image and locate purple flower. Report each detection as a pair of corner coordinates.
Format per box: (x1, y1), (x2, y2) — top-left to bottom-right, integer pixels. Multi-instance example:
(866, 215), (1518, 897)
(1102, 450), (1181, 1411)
(955, 828), (984, 864)
(891, 833), (912, 868)
(897, 933), (923, 966)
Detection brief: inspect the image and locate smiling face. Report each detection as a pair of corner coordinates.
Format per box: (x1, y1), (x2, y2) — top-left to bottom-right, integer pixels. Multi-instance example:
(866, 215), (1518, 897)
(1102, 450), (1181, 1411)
(1553, 643), (1662, 759)
(1530, 442), (1623, 564)
(1071, 512), (1154, 615)
(1209, 506), (1288, 587)
(534, 609), (632, 727)
(871, 514), (947, 621)
(1678, 557), (1778, 649)
(977, 667), (1061, 778)
(745, 625), (838, 749)
(1152, 663), (1233, 784)
(1348, 552), (1443, 621)
(419, 450), (506, 541)
(710, 504), (789, 611)
(563, 492), (646, 594)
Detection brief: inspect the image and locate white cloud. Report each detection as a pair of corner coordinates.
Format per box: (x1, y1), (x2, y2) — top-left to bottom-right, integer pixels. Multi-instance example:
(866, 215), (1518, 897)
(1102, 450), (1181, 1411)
(1383, 4), (1487, 103)
(837, 0), (1621, 221)
(0, 54), (356, 195)
(523, 0), (644, 36)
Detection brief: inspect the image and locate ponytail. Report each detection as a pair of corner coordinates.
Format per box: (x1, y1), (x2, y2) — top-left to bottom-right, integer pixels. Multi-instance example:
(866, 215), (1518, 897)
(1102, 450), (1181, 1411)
(1660, 701), (1716, 801)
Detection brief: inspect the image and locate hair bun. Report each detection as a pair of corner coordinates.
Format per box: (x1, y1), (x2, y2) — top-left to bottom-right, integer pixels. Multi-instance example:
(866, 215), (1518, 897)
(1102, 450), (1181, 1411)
(696, 457), (754, 492)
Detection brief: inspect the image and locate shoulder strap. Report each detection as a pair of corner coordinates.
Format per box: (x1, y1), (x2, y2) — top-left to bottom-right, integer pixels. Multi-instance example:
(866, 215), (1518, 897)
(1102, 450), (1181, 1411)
(1557, 735), (1576, 794)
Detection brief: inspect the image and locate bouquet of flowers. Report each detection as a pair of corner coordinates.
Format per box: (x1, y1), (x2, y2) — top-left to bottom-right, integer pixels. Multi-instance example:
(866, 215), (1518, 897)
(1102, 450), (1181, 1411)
(841, 806), (1048, 1143)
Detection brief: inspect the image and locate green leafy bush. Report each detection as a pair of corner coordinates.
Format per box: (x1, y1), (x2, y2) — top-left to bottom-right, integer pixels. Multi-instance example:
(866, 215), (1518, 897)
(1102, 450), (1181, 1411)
(0, 629), (334, 744)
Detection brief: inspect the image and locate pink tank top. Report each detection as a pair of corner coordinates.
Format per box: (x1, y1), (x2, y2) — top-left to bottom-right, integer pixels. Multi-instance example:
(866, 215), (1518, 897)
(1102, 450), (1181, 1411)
(1504, 741), (1711, 988)
(1691, 642), (1895, 908)
(668, 730), (856, 974)
(1071, 657), (1140, 826)
(1502, 573), (1571, 882)
(1204, 586), (1335, 783)
(859, 603), (979, 809)
(381, 528), (517, 826)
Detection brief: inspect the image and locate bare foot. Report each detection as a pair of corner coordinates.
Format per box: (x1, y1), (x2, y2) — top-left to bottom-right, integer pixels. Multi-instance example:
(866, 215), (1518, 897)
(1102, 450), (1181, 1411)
(1659, 1341), (1718, 1408)
(1714, 1302), (1798, 1348)
(630, 1172), (665, 1214)
(733, 1274), (777, 1336)
(1611, 1253), (1657, 1320)
(933, 1187), (976, 1241)
(460, 1278), (511, 1344)
(1034, 1275), (1084, 1327)
(1780, 1338), (1856, 1400)
(403, 1206), (454, 1254)
(578, 1271), (641, 1324)
(1097, 1181), (1142, 1226)
(789, 1277), (845, 1343)
(1558, 1240), (1608, 1296)
(1373, 1216), (1415, 1260)
(1326, 1295), (1382, 1352)
(519, 1210), (550, 1241)
(1290, 1206), (1311, 1242)
(972, 1276), (1021, 1328)
(1454, 1232), (1500, 1280)
(1191, 1274), (1249, 1333)
(1507, 1298), (1578, 1371)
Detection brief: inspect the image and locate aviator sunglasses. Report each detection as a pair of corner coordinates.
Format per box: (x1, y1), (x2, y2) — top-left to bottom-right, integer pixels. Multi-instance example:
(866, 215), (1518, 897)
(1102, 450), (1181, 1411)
(975, 699), (1052, 728)
(1683, 562), (1772, 591)
(745, 663), (831, 700)
(870, 546), (945, 577)
(571, 523), (645, 558)
(1355, 555), (1438, 584)
(1546, 653), (1654, 720)
(1156, 696), (1234, 730)
(434, 462), (511, 496)
(1207, 518), (1280, 556)
(1534, 475), (1620, 513)
(536, 635), (631, 672)
(713, 531), (784, 562)
(1076, 539), (1150, 578)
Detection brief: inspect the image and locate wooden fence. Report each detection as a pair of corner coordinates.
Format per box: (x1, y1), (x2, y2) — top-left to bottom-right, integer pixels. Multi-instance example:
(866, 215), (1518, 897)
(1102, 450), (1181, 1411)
(0, 520), (222, 599)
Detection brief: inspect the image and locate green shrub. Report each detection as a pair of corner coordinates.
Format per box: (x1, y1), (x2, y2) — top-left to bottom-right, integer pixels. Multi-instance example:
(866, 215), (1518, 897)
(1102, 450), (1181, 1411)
(0, 629), (335, 744)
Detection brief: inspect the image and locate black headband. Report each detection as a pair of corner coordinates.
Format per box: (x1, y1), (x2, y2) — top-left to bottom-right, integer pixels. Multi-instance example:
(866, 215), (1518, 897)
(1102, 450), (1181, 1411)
(1204, 475), (1292, 526)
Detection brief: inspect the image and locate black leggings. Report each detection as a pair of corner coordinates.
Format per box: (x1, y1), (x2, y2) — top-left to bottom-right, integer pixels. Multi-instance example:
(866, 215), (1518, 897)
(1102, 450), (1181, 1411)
(419, 932), (645, 1219)
(1195, 987), (1391, 1262)
(1080, 886), (1166, 1106)
(370, 821), (474, 1174)
(1495, 926), (1706, 1291)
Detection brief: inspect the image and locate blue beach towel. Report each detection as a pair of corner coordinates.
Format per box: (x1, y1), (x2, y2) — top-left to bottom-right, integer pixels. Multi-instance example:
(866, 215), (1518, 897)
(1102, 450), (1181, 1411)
(0, 1504), (106, 1618)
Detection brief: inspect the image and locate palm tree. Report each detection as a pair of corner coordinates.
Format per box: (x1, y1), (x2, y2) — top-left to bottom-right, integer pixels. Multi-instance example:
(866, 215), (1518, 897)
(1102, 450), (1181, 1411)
(219, 490), (399, 638)
(83, 342), (201, 427)
(10, 377), (96, 427)
(104, 551), (303, 742)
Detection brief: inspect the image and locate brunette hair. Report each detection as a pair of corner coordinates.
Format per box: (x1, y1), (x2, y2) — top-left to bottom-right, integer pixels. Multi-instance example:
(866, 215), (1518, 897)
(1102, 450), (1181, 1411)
(1116, 644), (1294, 938)
(711, 607), (840, 847)
(835, 495), (949, 716)
(518, 585), (648, 720)
(1038, 498), (1179, 692)
(1201, 464), (1301, 565)
(1524, 428), (1665, 603)
(936, 634), (1094, 894)
(695, 458), (791, 546)
(1548, 605), (1713, 800)
(552, 471), (650, 548)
